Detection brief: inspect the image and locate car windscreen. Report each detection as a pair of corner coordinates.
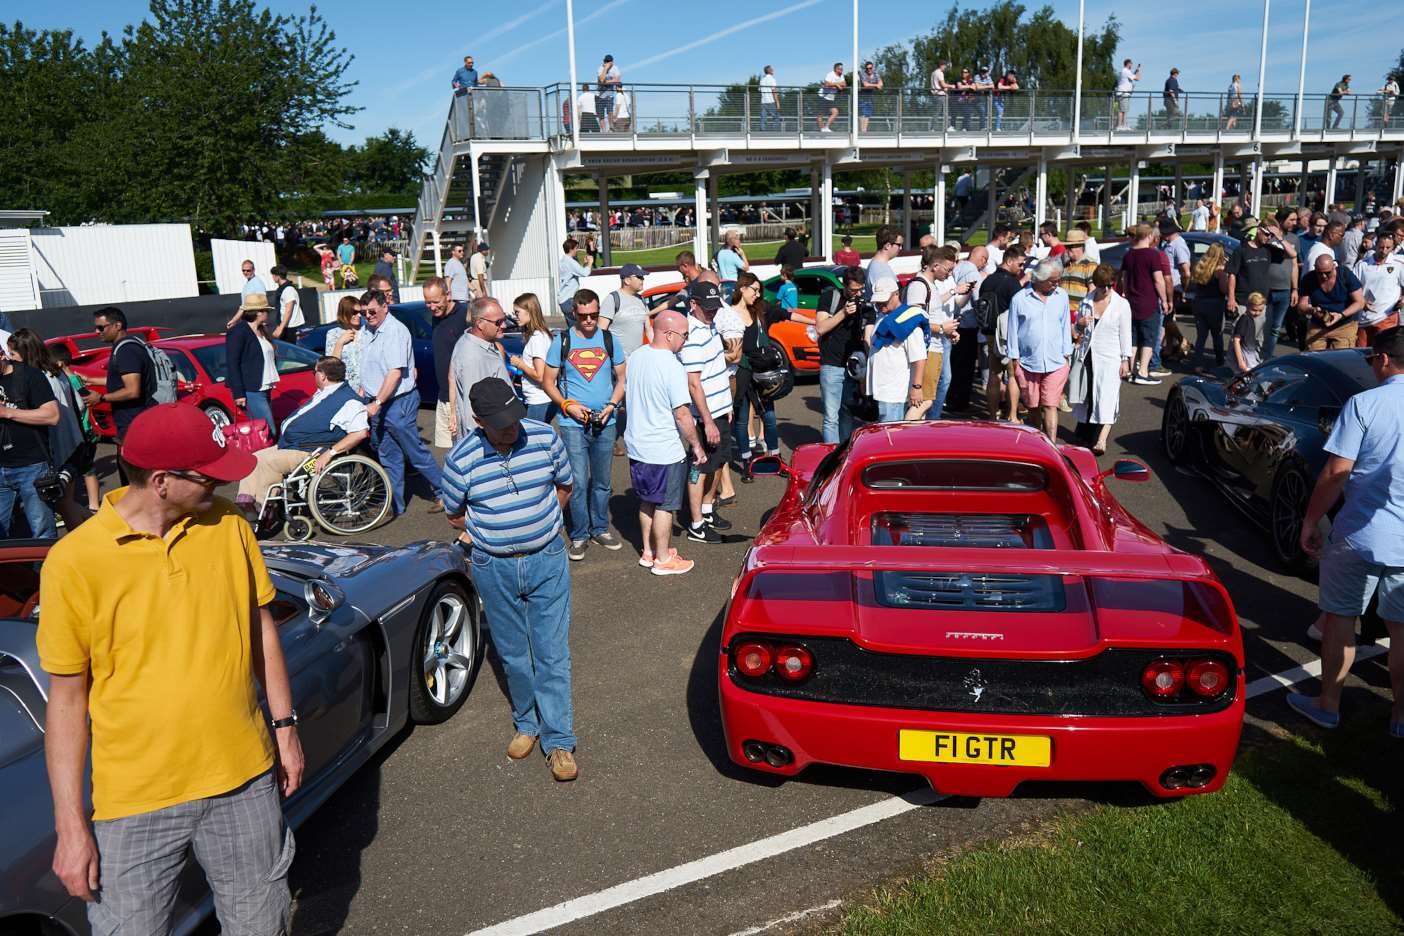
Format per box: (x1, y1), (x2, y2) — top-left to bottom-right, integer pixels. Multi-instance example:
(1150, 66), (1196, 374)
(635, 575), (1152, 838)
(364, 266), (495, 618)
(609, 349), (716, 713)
(862, 459), (1047, 491)
(274, 340), (318, 374)
(191, 345), (227, 382)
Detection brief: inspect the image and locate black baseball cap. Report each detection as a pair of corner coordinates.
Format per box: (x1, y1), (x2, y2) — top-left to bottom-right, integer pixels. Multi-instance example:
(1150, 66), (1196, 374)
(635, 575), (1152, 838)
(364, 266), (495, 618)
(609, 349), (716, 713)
(469, 377), (527, 430)
(1157, 217), (1181, 235)
(687, 279), (723, 311)
(620, 263), (647, 279)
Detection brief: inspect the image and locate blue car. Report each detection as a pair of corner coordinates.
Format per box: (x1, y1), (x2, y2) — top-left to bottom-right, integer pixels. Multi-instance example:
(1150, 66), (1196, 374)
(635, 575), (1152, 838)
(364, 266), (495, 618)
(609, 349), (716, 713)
(297, 302), (524, 404)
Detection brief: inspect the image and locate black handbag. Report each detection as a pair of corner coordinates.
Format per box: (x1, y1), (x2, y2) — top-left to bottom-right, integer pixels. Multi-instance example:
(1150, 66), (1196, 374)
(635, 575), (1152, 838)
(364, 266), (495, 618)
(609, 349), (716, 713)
(747, 324), (793, 402)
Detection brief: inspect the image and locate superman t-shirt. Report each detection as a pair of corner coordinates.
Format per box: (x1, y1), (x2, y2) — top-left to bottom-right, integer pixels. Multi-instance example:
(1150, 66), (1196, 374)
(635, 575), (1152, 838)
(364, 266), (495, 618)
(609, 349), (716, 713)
(546, 329), (626, 425)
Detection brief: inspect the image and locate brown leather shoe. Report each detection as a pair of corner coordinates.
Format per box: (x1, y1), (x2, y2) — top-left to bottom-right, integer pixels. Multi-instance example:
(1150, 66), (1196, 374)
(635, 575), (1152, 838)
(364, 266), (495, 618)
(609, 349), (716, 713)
(548, 748), (578, 782)
(507, 733), (537, 759)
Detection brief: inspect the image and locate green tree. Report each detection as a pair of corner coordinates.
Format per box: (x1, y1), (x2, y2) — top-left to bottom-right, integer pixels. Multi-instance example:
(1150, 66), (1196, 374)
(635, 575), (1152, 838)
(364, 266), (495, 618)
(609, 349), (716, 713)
(346, 129), (430, 196)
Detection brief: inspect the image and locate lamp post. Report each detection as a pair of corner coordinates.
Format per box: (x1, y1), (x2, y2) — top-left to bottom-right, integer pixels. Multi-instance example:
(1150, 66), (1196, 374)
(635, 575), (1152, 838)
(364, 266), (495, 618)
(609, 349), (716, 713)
(1072, 0), (1085, 142)
(567, 0), (579, 149)
(1294, 0), (1310, 135)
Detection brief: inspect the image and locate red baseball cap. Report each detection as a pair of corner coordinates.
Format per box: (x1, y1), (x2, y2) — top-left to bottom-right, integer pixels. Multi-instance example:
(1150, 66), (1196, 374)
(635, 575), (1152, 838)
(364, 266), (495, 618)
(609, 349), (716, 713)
(120, 402), (257, 482)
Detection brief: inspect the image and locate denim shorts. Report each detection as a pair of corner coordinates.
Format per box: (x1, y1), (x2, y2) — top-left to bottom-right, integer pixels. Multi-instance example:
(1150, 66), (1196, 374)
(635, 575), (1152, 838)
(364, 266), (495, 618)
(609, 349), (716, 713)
(1131, 315), (1158, 348)
(858, 97), (874, 117)
(1318, 539), (1404, 621)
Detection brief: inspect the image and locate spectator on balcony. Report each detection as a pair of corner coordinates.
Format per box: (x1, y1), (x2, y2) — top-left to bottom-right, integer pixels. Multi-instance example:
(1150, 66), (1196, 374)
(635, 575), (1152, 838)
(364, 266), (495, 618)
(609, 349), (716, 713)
(1327, 75), (1351, 129)
(1163, 68), (1182, 119)
(858, 61), (882, 133)
(815, 63), (845, 133)
(930, 59), (952, 128)
(1115, 58), (1141, 130)
(575, 83), (599, 133)
(452, 55), (478, 94)
(995, 69), (1019, 130)
(1380, 75), (1400, 127)
(597, 55), (621, 132)
(953, 67), (979, 131)
(973, 66), (995, 128)
(759, 65), (781, 131)
(1224, 74), (1245, 131)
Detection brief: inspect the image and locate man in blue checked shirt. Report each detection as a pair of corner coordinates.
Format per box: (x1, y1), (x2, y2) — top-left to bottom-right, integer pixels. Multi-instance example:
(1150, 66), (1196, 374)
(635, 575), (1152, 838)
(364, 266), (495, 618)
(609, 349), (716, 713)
(441, 377), (579, 781)
(1006, 259), (1073, 442)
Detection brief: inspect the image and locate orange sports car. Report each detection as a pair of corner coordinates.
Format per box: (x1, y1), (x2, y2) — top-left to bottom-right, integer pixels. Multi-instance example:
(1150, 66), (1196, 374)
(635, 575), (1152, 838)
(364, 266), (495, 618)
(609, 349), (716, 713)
(643, 280), (819, 375)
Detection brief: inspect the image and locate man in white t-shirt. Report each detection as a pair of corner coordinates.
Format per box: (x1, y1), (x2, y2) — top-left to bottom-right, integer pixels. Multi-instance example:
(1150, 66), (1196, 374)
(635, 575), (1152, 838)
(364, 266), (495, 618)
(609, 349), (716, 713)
(624, 310), (707, 576)
(930, 60), (951, 129)
(268, 265), (305, 340)
(1352, 232), (1404, 342)
(1115, 58), (1141, 129)
(864, 277), (928, 422)
(576, 83), (598, 132)
(817, 63), (845, 133)
(469, 242), (490, 298)
(1190, 199), (1210, 231)
(445, 243), (470, 302)
(758, 65), (781, 132)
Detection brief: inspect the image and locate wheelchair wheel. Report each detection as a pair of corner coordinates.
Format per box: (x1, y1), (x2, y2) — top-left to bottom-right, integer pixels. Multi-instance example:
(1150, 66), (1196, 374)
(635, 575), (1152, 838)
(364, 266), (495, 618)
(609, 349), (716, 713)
(308, 454), (393, 535)
(286, 516), (314, 541)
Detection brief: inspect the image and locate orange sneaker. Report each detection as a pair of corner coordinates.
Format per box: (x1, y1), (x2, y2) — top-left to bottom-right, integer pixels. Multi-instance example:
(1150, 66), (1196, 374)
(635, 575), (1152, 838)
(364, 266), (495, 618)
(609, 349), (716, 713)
(650, 553), (695, 576)
(639, 548), (678, 569)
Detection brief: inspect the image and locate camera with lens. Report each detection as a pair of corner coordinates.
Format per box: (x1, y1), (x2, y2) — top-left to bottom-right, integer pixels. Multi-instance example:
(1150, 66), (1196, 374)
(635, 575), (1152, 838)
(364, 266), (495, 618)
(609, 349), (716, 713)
(586, 409), (609, 432)
(35, 466), (73, 507)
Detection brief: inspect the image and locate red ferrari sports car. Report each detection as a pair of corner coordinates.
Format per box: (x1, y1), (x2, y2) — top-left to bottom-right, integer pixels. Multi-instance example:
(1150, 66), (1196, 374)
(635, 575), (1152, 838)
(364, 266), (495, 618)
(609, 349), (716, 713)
(721, 422), (1245, 798)
(50, 332), (320, 438)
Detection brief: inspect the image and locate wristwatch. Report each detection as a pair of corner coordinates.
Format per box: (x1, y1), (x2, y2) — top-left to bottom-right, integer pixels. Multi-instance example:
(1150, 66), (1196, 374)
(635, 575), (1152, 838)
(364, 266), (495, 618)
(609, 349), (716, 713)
(270, 711), (299, 730)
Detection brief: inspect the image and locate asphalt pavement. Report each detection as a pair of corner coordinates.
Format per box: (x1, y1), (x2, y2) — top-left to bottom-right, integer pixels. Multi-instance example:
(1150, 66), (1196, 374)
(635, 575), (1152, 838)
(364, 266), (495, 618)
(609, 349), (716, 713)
(172, 329), (1393, 936)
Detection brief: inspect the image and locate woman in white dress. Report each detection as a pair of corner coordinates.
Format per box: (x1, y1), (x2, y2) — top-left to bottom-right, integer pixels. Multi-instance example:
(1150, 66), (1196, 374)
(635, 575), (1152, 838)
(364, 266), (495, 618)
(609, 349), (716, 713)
(1068, 264), (1133, 455)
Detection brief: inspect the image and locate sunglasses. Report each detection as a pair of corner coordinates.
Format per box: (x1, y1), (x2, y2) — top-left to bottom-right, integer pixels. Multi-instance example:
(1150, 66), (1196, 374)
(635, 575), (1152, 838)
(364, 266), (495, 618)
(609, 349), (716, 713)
(165, 469), (220, 488)
(480, 316), (507, 327)
(576, 312), (600, 320)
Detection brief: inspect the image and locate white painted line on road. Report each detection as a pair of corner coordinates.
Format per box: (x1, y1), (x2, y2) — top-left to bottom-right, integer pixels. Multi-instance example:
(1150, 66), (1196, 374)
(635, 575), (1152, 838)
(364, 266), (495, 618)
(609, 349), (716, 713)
(1244, 639), (1390, 699)
(471, 641), (1394, 935)
(725, 899), (843, 936)
(467, 789), (942, 936)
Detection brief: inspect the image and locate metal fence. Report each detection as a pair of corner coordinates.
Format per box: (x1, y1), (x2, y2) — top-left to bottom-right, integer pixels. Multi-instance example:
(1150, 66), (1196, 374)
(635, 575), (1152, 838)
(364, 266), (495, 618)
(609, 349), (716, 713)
(455, 83), (1403, 144)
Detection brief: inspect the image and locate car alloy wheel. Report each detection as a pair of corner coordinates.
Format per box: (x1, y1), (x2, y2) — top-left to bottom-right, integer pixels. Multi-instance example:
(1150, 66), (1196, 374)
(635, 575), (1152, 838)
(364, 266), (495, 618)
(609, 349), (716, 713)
(202, 403), (232, 430)
(1270, 464), (1314, 575)
(410, 581), (481, 724)
(1161, 391), (1191, 464)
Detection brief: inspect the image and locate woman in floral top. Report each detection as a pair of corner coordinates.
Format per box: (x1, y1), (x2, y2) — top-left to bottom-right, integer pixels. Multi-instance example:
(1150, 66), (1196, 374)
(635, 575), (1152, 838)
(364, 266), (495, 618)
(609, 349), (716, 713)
(324, 296), (365, 391)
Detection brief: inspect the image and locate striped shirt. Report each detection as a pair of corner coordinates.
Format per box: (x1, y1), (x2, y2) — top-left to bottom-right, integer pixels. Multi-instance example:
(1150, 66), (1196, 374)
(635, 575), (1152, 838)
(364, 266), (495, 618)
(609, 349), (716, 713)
(678, 313), (733, 419)
(439, 420), (574, 556)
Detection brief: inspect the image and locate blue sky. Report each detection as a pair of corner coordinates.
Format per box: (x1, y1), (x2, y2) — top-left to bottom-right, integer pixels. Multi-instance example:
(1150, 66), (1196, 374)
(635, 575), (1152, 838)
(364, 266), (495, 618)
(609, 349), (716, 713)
(10, 0), (1399, 147)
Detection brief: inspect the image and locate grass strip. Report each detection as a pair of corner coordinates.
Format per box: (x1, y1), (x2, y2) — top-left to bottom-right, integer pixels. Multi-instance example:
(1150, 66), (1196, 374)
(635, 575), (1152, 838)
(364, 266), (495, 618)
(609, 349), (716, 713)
(830, 718), (1403, 936)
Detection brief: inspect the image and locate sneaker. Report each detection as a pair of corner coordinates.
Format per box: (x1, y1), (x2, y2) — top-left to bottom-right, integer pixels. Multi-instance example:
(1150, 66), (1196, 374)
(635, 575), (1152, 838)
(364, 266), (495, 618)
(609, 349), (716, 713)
(1286, 692), (1340, 729)
(506, 733), (537, 759)
(1132, 375), (1162, 386)
(1306, 621), (1322, 642)
(687, 523), (723, 544)
(567, 539), (588, 561)
(651, 554), (696, 576)
(592, 532), (623, 550)
(715, 494), (737, 507)
(819, 126), (832, 133)
(1149, 368), (1173, 378)
(548, 748), (578, 782)
(704, 512), (732, 531)
(639, 548), (677, 568)
(1057, 398), (1073, 413)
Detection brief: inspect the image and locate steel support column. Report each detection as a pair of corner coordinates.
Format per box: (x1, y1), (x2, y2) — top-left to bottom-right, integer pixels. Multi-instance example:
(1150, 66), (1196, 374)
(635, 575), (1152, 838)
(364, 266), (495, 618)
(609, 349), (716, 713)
(693, 170), (709, 262)
(821, 160), (835, 262)
(1251, 156), (1265, 216)
(1325, 156), (1338, 207)
(1035, 156), (1048, 231)
(1393, 150), (1404, 203)
(708, 173), (721, 263)
(1298, 158), (1309, 202)
(1354, 160), (1366, 210)
(1065, 168), (1076, 231)
(598, 175), (612, 267)
(1212, 151), (1225, 210)
(934, 162), (947, 246)
(987, 167), (998, 240)
(1102, 164), (1113, 235)
(1127, 159), (1141, 228)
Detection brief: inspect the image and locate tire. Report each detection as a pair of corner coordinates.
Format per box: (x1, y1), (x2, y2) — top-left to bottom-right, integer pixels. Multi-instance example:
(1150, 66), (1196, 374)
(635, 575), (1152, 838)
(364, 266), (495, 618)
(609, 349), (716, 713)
(1161, 389), (1195, 465)
(201, 403), (232, 431)
(308, 454), (393, 535)
(285, 516), (314, 541)
(1269, 463), (1316, 576)
(408, 580), (481, 724)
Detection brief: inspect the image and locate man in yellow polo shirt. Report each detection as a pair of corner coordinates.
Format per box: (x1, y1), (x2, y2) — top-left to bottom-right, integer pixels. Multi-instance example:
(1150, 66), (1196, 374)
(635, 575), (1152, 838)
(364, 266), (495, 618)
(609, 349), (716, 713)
(38, 402), (304, 936)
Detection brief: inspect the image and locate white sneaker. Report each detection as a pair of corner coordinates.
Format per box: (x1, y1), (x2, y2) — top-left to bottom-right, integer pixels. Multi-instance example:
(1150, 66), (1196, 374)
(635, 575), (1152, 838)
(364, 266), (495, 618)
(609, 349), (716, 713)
(1306, 622), (1322, 641)
(819, 127), (832, 133)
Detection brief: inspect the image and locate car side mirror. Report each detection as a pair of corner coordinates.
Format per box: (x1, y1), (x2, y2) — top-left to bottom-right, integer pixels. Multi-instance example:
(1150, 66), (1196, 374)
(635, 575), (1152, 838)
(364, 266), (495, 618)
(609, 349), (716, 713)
(304, 579), (345, 626)
(1099, 459), (1151, 483)
(748, 455), (792, 478)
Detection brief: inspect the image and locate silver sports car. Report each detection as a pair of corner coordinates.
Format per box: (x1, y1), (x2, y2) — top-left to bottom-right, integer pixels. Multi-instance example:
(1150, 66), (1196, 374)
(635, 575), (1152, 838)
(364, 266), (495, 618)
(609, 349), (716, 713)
(0, 537), (484, 935)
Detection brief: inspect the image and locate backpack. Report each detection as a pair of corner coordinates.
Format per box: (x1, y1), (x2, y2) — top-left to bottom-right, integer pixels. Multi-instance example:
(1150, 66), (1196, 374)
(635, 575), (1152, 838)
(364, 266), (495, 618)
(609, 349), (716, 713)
(747, 323), (793, 403)
(115, 335), (179, 405)
(554, 327), (618, 396)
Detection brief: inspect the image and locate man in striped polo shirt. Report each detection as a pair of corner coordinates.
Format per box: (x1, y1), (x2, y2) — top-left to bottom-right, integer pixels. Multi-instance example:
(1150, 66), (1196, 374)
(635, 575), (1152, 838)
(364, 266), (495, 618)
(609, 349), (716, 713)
(440, 377), (579, 782)
(678, 279), (734, 544)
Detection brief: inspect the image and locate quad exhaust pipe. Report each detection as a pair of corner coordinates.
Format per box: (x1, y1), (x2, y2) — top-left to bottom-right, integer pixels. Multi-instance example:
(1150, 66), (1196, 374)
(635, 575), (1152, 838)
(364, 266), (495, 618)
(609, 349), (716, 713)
(743, 740), (794, 768)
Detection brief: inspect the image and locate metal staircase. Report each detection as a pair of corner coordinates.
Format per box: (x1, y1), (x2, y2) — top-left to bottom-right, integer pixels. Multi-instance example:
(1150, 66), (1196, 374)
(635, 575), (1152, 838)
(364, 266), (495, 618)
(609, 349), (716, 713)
(408, 95), (519, 283)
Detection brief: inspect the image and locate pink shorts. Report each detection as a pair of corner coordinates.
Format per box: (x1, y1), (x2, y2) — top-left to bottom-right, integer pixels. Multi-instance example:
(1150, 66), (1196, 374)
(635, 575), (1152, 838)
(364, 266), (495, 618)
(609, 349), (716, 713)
(1014, 362), (1070, 409)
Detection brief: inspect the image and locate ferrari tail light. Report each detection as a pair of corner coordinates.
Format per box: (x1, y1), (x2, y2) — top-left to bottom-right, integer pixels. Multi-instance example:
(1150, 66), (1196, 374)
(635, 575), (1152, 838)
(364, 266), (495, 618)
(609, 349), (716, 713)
(773, 644), (814, 682)
(1186, 659), (1230, 698)
(735, 641), (773, 678)
(1141, 659), (1184, 698)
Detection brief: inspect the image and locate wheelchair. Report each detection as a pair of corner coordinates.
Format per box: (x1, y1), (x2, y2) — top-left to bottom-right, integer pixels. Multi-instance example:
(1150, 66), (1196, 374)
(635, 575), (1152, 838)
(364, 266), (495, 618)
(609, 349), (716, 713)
(257, 449), (393, 541)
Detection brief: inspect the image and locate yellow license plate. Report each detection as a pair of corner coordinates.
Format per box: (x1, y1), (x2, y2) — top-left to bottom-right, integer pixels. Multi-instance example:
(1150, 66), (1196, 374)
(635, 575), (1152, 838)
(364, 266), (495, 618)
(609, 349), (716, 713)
(898, 729), (1051, 767)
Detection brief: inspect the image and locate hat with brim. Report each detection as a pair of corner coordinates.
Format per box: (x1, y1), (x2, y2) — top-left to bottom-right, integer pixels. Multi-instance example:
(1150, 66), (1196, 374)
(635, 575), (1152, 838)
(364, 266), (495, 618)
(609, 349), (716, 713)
(1064, 230), (1087, 245)
(239, 292), (271, 313)
(469, 377), (527, 430)
(121, 402), (257, 482)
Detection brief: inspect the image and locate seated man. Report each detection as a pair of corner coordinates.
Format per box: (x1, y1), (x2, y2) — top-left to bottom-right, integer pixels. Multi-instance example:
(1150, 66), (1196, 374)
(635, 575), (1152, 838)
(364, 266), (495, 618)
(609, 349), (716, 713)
(235, 356), (370, 515)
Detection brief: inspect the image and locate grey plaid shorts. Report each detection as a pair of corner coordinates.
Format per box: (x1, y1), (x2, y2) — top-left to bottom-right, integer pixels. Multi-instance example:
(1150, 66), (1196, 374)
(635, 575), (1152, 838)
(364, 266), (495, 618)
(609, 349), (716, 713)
(88, 770), (293, 936)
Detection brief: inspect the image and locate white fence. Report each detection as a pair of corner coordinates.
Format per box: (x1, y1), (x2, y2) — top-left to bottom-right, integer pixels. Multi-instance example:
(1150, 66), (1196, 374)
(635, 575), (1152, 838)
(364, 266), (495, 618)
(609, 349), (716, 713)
(211, 239), (278, 296)
(28, 224), (198, 308)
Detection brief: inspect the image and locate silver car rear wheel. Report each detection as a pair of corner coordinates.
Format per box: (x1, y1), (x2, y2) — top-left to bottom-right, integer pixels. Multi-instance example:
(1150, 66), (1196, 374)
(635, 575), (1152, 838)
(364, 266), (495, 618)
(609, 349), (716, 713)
(409, 580), (480, 724)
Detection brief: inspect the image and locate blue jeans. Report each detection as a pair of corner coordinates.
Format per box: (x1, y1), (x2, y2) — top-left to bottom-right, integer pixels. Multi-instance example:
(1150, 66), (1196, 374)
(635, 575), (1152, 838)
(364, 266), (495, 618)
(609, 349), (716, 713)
(466, 539), (575, 753)
(1149, 312), (1166, 370)
(0, 462), (57, 539)
(760, 102), (780, 131)
(370, 389), (442, 514)
(526, 401), (559, 424)
(244, 390), (276, 440)
(819, 364), (854, 444)
(1263, 289), (1292, 359)
(558, 420), (614, 539)
(876, 400), (907, 423)
(927, 340), (953, 419)
(733, 387), (778, 458)
(559, 299), (576, 328)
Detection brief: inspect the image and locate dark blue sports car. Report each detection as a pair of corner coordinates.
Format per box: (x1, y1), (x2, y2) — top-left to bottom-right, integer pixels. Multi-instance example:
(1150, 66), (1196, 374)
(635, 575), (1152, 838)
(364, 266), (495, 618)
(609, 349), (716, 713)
(297, 302), (524, 404)
(1161, 349), (1376, 573)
